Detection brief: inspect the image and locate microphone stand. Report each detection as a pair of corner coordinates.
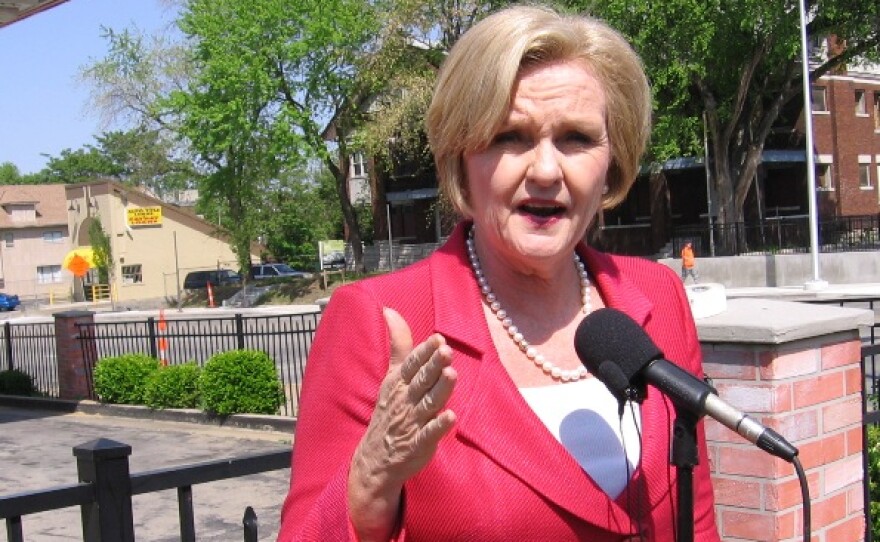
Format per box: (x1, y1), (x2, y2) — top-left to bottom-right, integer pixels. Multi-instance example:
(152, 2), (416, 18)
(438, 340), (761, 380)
(617, 379), (699, 542)
(670, 407), (700, 542)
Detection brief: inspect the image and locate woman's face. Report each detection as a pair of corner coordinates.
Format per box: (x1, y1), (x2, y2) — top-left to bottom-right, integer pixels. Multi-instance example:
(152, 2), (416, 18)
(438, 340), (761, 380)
(463, 60), (611, 273)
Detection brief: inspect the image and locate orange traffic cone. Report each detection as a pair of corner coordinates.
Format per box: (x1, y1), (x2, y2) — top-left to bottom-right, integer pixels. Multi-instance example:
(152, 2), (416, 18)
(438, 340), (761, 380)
(158, 309), (168, 366)
(207, 282), (216, 308)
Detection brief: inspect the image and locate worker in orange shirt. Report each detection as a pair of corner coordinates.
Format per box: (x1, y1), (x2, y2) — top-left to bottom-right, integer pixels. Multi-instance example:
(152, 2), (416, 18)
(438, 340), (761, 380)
(681, 242), (699, 283)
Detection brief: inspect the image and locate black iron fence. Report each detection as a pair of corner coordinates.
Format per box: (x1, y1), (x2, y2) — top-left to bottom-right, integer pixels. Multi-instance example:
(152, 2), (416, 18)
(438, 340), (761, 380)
(673, 214), (880, 257)
(0, 438), (290, 542)
(0, 320), (58, 398)
(76, 312), (321, 417)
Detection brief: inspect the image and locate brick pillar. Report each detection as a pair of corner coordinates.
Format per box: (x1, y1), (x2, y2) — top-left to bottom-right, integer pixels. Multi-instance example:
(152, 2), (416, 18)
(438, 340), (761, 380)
(54, 310), (96, 400)
(697, 297), (873, 541)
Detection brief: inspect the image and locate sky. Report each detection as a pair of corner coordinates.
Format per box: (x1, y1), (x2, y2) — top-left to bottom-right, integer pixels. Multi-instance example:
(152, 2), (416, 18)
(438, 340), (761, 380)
(0, 0), (179, 175)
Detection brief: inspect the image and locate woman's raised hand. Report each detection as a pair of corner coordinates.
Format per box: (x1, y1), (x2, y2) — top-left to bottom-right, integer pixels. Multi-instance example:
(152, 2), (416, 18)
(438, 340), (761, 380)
(347, 308), (458, 541)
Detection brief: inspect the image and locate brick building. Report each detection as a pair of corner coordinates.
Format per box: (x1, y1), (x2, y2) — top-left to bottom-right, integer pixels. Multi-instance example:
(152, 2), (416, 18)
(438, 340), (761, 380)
(812, 57), (880, 217)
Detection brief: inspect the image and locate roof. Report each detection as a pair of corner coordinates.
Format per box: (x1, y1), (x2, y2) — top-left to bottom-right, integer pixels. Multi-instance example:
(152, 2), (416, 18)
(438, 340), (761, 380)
(0, 0), (69, 28)
(0, 184), (68, 229)
(66, 179), (262, 258)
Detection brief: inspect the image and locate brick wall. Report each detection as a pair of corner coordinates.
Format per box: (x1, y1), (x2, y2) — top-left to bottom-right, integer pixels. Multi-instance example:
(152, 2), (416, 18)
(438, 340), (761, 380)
(701, 329), (866, 541)
(812, 76), (880, 217)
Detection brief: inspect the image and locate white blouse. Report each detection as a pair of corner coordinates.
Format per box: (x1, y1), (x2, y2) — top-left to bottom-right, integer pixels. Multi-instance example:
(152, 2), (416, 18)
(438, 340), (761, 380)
(520, 378), (642, 498)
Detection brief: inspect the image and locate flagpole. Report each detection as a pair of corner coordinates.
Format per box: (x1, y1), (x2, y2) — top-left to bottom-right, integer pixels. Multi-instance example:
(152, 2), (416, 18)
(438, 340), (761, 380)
(799, 0), (828, 291)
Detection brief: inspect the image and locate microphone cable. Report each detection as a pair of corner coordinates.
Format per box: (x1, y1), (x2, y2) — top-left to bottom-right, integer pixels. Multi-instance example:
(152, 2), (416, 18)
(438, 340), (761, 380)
(619, 398), (646, 542)
(792, 455), (811, 542)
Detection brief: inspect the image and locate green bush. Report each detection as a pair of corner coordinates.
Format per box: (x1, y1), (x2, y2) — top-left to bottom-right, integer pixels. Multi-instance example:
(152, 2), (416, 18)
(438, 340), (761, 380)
(199, 349), (283, 416)
(93, 354), (161, 405)
(868, 424), (880, 541)
(0, 369), (36, 396)
(144, 363), (202, 409)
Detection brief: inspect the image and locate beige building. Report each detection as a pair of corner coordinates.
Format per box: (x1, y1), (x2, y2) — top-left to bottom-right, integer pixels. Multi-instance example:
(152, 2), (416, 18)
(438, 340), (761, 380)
(66, 180), (255, 303)
(0, 184), (71, 300)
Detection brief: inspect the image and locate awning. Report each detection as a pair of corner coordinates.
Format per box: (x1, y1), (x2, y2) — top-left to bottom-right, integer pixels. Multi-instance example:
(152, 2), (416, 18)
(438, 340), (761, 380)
(62, 246), (96, 277)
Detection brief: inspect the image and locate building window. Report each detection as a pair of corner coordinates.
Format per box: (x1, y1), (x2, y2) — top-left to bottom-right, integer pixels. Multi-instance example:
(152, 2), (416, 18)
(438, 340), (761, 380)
(859, 163), (872, 189)
(874, 93), (880, 131)
(37, 265), (62, 284)
(3, 232), (13, 248)
(42, 230), (63, 243)
(8, 204), (35, 223)
(855, 90), (867, 115)
(816, 164), (834, 191)
(811, 86), (828, 113)
(808, 34), (826, 58)
(350, 152), (367, 178)
(121, 264), (143, 284)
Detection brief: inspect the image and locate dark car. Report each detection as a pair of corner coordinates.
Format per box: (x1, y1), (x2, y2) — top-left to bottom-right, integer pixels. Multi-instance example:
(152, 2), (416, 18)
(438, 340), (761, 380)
(0, 292), (20, 311)
(183, 269), (242, 290)
(251, 263), (313, 280)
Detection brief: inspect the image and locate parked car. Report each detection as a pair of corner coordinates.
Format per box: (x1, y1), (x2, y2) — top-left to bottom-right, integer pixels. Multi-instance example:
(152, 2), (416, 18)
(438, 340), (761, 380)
(251, 263), (313, 280)
(0, 292), (20, 311)
(183, 269), (242, 290)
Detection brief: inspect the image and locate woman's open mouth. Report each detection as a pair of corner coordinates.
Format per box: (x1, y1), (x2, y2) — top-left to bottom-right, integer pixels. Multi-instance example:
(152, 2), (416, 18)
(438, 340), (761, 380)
(519, 204), (565, 218)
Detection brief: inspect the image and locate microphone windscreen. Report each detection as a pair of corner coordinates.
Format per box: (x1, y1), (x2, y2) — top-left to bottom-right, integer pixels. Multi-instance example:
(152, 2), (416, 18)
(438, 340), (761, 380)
(574, 307), (664, 382)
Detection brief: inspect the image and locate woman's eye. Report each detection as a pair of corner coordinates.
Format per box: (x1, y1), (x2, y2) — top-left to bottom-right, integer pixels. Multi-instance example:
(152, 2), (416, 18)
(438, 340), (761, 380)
(561, 131), (593, 145)
(491, 131), (522, 145)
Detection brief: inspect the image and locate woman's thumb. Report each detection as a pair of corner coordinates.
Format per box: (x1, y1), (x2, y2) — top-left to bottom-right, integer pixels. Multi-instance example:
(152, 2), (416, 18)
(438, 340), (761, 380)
(383, 307), (413, 368)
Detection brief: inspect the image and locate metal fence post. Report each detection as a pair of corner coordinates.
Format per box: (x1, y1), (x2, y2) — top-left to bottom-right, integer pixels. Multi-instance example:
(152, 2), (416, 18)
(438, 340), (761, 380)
(235, 314), (245, 350)
(3, 321), (11, 371)
(242, 506), (258, 542)
(146, 317), (158, 359)
(74, 438), (135, 542)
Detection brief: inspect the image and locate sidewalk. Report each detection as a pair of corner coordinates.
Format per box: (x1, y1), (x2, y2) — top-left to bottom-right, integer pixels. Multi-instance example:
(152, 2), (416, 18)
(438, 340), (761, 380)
(0, 405), (293, 541)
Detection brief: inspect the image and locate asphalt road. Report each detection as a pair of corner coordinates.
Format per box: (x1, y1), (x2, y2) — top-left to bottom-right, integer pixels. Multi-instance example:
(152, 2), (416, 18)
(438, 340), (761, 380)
(0, 406), (294, 541)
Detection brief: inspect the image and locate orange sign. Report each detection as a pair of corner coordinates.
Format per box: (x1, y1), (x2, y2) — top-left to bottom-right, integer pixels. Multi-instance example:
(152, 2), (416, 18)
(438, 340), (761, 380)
(62, 247), (96, 277)
(66, 255), (91, 277)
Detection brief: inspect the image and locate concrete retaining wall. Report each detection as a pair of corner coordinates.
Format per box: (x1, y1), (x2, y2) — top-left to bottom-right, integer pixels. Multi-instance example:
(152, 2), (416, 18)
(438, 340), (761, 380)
(659, 251), (880, 288)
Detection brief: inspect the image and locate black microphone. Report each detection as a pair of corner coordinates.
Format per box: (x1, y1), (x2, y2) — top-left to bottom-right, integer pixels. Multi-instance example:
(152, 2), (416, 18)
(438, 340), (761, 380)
(574, 307), (798, 462)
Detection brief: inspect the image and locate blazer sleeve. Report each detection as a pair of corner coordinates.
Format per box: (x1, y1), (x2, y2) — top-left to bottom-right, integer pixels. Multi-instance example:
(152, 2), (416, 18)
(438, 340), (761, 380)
(276, 284), (406, 542)
(664, 267), (722, 542)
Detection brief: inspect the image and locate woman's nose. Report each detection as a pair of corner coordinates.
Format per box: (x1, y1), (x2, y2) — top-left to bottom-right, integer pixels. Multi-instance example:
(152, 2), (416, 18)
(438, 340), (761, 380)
(527, 140), (562, 185)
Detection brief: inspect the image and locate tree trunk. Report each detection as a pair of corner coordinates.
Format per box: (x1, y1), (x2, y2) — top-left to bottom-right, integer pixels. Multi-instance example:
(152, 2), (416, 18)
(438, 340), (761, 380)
(327, 156), (365, 274)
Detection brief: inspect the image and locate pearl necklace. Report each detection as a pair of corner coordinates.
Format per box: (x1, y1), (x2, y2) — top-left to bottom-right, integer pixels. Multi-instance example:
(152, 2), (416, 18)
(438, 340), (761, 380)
(466, 226), (592, 382)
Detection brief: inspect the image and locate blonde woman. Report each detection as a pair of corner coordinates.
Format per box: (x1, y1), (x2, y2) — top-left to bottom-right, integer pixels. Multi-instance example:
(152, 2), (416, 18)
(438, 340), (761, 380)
(278, 5), (720, 541)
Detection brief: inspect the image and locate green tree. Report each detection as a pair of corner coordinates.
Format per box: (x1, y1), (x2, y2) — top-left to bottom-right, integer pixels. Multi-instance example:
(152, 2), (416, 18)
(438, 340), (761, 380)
(82, 27), (199, 196)
(0, 162), (21, 184)
(88, 218), (114, 286)
(355, 0), (509, 164)
(167, 0), (384, 272)
(259, 165), (343, 269)
(95, 128), (199, 197)
(567, 0), (880, 236)
(39, 147), (124, 184)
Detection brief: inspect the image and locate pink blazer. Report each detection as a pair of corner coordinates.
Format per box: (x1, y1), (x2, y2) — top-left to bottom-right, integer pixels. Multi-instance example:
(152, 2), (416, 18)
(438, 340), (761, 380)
(277, 222), (721, 541)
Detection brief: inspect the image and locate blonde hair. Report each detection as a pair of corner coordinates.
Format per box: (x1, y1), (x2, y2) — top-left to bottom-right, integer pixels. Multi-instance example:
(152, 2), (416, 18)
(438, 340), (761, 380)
(426, 5), (652, 217)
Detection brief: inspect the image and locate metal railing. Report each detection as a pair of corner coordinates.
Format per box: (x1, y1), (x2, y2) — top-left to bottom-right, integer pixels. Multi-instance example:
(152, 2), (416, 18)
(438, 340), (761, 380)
(673, 214), (880, 257)
(0, 438), (290, 542)
(0, 320), (59, 398)
(76, 312), (320, 417)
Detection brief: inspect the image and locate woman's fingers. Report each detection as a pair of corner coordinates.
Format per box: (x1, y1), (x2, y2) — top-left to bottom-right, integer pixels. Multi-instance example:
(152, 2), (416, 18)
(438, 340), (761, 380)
(384, 307), (414, 370)
(369, 308), (457, 473)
